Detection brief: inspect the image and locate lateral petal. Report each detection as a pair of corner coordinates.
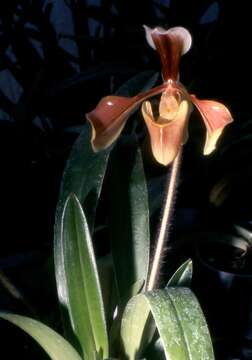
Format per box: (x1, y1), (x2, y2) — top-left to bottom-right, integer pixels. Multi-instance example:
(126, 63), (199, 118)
(86, 85), (166, 151)
(141, 99), (192, 166)
(86, 96), (136, 151)
(191, 95), (233, 155)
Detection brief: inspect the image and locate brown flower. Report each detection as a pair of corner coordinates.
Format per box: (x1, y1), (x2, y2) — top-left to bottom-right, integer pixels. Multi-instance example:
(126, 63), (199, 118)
(86, 26), (233, 166)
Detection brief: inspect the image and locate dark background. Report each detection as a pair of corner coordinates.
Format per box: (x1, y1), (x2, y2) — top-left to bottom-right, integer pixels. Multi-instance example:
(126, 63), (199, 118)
(0, 0), (251, 358)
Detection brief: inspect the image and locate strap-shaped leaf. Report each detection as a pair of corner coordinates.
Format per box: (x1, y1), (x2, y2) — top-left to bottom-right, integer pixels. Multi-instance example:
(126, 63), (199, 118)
(54, 71), (159, 339)
(107, 73), (159, 305)
(120, 292), (151, 359)
(167, 259), (193, 287)
(0, 313), (82, 360)
(55, 122), (110, 235)
(54, 123), (110, 341)
(121, 288), (214, 360)
(108, 137), (150, 305)
(97, 254), (117, 328)
(61, 194), (108, 359)
(54, 71), (160, 352)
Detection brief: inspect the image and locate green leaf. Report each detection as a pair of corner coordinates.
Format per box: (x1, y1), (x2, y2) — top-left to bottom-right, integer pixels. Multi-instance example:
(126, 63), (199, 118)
(109, 278), (145, 351)
(167, 259), (193, 287)
(120, 292), (151, 359)
(0, 313), (82, 360)
(97, 254), (117, 329)
(61, 194), (108, 359)
(121, 288), (214, 360)
(108, 137), (150, 304)
(54, 122), (110, 341)
(115, 71), (159, 96)
(106, 71), (158, 305)
(54, 122), (110, 235)
(147, 288), (214, 360)
(54, 71), (159, 333)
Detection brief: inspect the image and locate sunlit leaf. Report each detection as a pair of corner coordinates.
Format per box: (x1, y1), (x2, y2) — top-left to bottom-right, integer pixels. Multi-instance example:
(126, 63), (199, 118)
(120, 292), (151, 359)
(54, 70), (160, 344)
(167, 259), (193, 287)
(121, 288), (214, 360)
(60, 194), (108, 359)
(54, 122), (110, 340)
(0, 313), (82, 360)
(109, 278), (145, 350)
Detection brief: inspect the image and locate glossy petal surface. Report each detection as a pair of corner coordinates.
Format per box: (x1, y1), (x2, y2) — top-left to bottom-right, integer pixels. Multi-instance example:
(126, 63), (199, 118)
(142, 99), (192, 166)
(191, 95), (233, 154)
(144, 26), (192, 81)
(86, 85), (166, 151)
(87, 96), (137, 151)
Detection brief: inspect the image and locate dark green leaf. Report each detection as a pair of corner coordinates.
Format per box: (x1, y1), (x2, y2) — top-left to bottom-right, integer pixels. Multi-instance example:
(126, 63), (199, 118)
(115, 71), (159, 96)
(144, 338), (166, 360)
(108, 137), (150, 304)
(54, 70), (159, 342)
(54, 123), (110, 234)
(97, 254), (117, 329)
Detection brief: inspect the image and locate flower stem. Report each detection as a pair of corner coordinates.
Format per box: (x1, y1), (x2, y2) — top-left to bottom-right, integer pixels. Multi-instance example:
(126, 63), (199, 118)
(147, 149), (182, 291)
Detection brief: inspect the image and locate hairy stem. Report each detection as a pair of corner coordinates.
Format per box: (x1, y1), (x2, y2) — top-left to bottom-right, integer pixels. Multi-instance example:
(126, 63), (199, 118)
(147, 149), (182, 291)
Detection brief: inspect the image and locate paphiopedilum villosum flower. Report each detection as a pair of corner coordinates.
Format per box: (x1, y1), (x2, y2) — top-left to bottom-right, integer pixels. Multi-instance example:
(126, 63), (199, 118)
(86, 26), (233, 166)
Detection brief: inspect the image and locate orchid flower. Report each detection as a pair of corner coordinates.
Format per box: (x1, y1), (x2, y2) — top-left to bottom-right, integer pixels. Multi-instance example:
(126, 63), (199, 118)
(86, 26), (233, 166)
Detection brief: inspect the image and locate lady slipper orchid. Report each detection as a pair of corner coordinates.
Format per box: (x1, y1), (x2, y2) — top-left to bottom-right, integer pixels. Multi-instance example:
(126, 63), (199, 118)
(86, 25), (233, 166)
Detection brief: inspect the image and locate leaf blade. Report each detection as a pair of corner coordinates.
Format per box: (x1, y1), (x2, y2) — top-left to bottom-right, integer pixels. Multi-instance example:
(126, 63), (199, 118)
(167, 259), (193, 287)
(121, 288), (214, 360)
(0, 313), (82, 360)
(62, 194), (109, 359)
(108, 138), (150, 304)
(121, 293), (151, 359)
(54, 123), (110, 342)
(165, 287), (214, 359)
(54, 70), (159, 350)
(146, 288), (214, 360)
